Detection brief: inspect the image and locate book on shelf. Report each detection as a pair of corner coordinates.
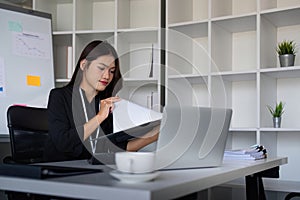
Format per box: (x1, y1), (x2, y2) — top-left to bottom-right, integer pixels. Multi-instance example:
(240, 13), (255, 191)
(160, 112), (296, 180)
(147, 91), (159, 111)
(148, 43), (159, 78)
(224, 145), (267, 160)
(66, 46), (73, 79)
(54, 46), (73, 79)
(148, 44), (154, 78)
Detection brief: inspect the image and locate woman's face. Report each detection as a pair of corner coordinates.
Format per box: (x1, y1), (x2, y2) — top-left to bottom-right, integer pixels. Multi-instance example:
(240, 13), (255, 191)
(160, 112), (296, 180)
(81, 54), (116, 92)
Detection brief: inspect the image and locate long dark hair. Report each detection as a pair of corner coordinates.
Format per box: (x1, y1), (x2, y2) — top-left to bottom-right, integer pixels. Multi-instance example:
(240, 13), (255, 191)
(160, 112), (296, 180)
(68, 40), (122, 97)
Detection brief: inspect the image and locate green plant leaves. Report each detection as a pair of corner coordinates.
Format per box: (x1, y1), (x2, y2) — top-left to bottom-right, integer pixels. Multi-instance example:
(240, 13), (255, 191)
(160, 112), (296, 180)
(267, 101), (285, 117)
(276, 40), (297, 55)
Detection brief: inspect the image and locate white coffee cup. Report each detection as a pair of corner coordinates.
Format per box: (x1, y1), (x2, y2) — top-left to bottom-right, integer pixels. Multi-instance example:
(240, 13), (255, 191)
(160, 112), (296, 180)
(115, 152), (155, 174)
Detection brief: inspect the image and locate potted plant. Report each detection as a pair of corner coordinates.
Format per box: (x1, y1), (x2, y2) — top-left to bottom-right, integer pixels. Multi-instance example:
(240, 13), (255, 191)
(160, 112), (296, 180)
(276, 40), (297, 67)
(267, 101), (285, 128)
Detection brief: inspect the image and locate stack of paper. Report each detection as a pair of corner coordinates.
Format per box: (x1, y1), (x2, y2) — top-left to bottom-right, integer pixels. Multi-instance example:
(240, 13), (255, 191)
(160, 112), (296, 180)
(224, 145), (267, 160)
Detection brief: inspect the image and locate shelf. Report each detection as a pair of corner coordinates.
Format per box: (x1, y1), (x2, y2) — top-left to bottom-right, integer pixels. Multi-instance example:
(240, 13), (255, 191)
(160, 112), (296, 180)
(76, 0), (115, 31)
(117, 27), (159, 33)
(211, 0), (256, 18)
(53, 34), (72, 45)
(75, 30), (115, 34)
(261, 7), (300, 27)
(34, 0), (73, 32)
(56, 78), (70, 83)
(260, 128), (300, 132)
(118, 83), (160, 111)
(168, 74), (209, 84)
(123, 78), (158, 86)
(260, 66), (300, 78)
(74, 32), (115, 61)
(168, 19), (209, 29)
(212, 14), (256, 33)
(211, 15), (257, 73)
(167, 0), (208, 24)
(117, 30), (159, 80)
(260, 7), (300, 69)
(211, 12), (257, 22)
(74, 32), (115, 45)
(229, 127), (257, 132)
(167, 22), (209, 76)
(117, 0), (159, 29)
(228, 131), (257, 150)
(53, 31), (73, 35)
(260, 1), (300, 12)
(168, 21), (208, 38)
(117, 29), (159, 43)
(221, 79), (257, 128)
(260, 76), (300, 129)
(52, 35), (73, 80)
(211, 70), (257, 81)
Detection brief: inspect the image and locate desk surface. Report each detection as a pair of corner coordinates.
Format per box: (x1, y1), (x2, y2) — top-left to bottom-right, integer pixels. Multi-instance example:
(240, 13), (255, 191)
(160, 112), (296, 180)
(0, 157), (287, 200)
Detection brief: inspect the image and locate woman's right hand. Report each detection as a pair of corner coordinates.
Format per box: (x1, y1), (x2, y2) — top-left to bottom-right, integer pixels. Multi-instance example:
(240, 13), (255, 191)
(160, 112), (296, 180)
(96, 96), (121, 124)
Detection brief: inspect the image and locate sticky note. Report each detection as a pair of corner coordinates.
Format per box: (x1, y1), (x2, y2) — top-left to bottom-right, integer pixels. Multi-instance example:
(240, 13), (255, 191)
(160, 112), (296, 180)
(8, 21), (22, 32)
(27, 75), (41, 86)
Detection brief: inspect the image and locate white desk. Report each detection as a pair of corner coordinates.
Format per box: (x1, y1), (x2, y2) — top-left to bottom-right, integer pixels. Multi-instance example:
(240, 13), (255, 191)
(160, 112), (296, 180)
(0, 157), (287, 200)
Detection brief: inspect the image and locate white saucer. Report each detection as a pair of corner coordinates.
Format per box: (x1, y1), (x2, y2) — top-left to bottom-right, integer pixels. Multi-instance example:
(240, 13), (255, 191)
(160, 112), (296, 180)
(109, 170), (159, 183)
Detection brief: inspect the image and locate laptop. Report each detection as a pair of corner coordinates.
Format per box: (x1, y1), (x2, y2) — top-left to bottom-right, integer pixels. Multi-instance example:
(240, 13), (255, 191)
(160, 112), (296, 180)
(91, 106), (232, 170)
(154, 106), (232, 170)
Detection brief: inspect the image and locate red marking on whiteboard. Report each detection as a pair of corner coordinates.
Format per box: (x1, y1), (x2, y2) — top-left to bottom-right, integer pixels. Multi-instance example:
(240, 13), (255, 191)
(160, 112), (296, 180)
(13, 104), (27, 107)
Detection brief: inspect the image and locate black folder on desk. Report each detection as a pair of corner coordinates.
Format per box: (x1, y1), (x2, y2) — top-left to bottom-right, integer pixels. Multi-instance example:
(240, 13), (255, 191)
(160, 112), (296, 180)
(0, 163), (102, 179)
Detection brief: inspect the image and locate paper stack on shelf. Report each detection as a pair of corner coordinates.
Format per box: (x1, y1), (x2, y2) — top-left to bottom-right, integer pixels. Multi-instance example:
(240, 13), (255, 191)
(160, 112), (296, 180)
(224, 145), (267, 160)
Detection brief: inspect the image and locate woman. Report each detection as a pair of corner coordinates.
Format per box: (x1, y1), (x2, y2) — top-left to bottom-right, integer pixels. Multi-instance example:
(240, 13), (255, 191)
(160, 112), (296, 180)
(44, 40), (159, 162)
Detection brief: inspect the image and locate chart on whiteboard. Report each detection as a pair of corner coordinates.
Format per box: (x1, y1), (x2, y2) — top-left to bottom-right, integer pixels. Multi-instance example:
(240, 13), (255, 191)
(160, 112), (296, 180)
(12, 31), (51, 59)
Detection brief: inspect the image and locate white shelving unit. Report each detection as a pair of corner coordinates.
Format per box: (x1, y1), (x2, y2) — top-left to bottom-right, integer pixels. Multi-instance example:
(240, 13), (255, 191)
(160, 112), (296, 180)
(6, 0), (300, 196)
(33, 0), (161, 111)
(166, 0), (300, 187)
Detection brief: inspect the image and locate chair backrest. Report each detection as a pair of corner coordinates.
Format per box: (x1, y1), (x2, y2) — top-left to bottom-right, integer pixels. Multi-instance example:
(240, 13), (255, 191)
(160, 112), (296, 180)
(6, 105), (48, 164)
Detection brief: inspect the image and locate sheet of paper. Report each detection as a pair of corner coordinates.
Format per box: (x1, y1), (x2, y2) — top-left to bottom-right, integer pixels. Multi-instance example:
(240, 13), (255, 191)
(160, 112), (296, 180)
(113, 99), (162, 133)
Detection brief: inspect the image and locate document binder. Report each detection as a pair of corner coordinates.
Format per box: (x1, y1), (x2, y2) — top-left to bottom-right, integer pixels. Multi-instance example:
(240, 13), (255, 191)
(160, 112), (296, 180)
(0, 163), (102, 179)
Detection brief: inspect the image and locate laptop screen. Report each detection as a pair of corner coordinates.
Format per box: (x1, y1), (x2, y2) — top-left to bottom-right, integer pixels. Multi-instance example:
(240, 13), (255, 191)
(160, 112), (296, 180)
(155, 106), (232, 170)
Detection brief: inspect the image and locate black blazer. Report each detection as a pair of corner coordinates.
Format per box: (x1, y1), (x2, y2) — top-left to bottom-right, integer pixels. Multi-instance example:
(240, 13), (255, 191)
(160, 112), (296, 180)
(43, 84), (128, 162)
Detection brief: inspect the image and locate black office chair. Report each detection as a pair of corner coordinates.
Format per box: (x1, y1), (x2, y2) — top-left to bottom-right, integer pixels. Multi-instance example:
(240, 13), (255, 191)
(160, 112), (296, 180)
(4, 105), (49, 164)
(3, 105), (49, 200)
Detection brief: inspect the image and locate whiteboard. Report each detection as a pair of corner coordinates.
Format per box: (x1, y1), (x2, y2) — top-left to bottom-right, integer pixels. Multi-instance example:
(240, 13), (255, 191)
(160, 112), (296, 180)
(0, 3), (54, 135)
